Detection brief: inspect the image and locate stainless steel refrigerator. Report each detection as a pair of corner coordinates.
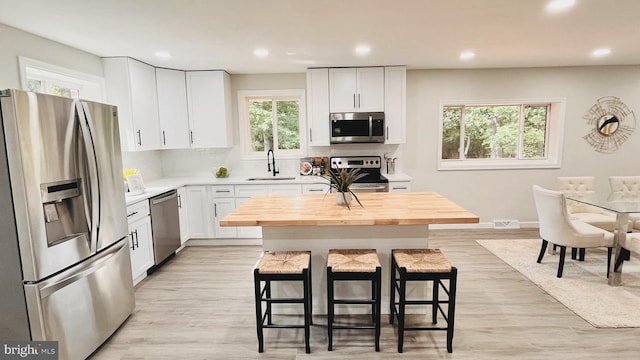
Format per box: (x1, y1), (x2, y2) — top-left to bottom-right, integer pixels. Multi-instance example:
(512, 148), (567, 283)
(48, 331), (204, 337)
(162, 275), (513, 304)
(0, 89), (135, 360)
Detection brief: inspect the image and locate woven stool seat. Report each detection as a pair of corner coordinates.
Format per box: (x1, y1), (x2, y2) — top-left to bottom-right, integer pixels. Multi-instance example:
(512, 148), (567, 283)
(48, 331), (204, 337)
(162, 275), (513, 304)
(328, 249), (381, 273)
(393, 248), (452, 273)
(253, 251), (312, 353)
(256, 251), (310, 274)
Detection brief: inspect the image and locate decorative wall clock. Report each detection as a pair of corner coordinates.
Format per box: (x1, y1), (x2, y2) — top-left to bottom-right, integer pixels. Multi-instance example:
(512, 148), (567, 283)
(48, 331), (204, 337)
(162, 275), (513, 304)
(583, 96), (636, 153)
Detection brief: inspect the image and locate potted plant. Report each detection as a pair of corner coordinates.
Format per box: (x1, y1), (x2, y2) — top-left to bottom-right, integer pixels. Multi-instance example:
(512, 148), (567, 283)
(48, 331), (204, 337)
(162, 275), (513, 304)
(324, 168), (367, 209)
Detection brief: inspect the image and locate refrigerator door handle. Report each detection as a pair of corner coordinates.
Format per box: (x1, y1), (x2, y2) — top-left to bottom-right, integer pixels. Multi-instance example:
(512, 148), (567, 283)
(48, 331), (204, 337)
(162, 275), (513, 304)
(38, 241), (126, 299)
(77, 101), (101, 253)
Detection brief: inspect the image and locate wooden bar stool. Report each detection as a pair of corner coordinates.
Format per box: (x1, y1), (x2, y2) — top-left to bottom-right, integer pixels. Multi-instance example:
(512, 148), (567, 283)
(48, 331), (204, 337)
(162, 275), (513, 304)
(327, 249), (382, 351)
(390, 248), (458, 353)
(253, 251), (312, 353)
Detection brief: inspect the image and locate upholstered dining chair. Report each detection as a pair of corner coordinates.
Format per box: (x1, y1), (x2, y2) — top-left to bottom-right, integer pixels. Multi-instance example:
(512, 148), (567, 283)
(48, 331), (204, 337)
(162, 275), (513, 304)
(532, 185), (614, 278)
(557, 176), (617, 231)
(608, 176), (640, 232)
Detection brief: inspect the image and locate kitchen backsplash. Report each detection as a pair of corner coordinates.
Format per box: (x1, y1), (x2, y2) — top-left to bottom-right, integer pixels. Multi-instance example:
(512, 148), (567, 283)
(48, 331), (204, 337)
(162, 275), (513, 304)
(121, 145), (403, 180)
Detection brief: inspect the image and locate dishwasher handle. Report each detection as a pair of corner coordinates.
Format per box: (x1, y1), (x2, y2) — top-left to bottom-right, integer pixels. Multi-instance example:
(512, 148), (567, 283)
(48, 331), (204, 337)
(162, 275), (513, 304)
(150, 190), (178, 205)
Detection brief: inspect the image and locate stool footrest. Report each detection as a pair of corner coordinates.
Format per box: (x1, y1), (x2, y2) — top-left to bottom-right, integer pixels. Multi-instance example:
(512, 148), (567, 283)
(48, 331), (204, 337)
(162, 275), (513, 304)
(262, 324), (306, 329)
(263, 298), (306, 303)
(403, 326), (448, 331)
(332, 325), (377, 330)
(333, 299), (376, 305)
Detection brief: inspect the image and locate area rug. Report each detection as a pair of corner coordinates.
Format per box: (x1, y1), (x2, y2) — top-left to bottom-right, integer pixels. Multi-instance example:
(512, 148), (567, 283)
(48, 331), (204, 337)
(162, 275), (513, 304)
(477, 239), (640, 328)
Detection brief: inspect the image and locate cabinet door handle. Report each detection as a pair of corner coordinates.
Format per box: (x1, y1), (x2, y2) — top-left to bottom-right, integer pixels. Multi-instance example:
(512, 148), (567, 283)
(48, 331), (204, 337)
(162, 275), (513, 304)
(386, 126), (389, 140)
(137, 130), (142, 146)
(353, 93), (356, 108)
(134, 229), (139, 249)
(358, 93), (361, 108)
(178, 194), (182, 208)
(214, 203), (218, 217)
(216, 190), (231, 193)
(309, 128), (313, 142)
(190, 131), (194, 144)
(162, 130), (166, 145)
(393, 186), (408, 190)
(127, 211), (138, 218)
(308, 189), (324, 192)
(129, 232), (135, 250)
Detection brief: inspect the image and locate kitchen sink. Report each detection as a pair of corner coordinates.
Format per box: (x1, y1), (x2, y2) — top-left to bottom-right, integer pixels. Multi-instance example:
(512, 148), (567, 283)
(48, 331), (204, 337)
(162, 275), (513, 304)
(246, 176), (297, 181)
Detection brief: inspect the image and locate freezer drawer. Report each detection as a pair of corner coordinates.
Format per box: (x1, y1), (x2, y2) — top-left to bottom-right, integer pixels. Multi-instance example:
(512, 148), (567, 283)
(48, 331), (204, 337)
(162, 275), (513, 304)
(24, 240), (135, 360)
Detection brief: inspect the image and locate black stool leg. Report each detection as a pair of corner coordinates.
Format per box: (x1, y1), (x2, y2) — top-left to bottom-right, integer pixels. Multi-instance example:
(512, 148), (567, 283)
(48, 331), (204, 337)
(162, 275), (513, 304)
(303, 268), (311, 354)
(265, 280), (272, 325)
(374, 267), (382, 352)
(389, 252), (396, 324)
(327, 267), (334, 351)
(397, 273), (406, 353)
(432, 279), (439, 324)
(447, 268), (458, 353)
(253, 270), (264, 353)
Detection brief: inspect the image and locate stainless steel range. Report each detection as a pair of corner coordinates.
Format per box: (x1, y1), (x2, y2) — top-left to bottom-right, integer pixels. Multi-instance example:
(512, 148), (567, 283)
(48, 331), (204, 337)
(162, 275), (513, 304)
(330, 156), (389, 192)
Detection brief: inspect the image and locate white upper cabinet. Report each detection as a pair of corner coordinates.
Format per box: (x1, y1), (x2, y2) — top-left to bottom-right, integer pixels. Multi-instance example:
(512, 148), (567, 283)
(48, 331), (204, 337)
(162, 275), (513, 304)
(384, 66), (406, 144)
(329, 67), (384, 113)
(186, 71), (233, 148)
(103, 57), (161, 151)
(306, 68), (330, 146)
(155, 68), (191, 149)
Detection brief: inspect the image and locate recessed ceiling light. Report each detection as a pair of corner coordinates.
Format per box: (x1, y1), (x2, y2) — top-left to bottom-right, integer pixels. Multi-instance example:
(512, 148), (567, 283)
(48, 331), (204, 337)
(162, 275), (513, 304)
(459, 51), (475, 60)
(355, 45), (371, 56)
(154, 51), (172, 59)
(592, 48), (611, 57)
(253, 48), (269, 58)
(546, 0), (576, 12)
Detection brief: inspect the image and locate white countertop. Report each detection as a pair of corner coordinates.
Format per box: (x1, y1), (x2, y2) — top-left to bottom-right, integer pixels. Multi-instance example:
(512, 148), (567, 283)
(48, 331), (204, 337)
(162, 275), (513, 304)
(124, 175), (329, 206)
(124, 173), (412, 206)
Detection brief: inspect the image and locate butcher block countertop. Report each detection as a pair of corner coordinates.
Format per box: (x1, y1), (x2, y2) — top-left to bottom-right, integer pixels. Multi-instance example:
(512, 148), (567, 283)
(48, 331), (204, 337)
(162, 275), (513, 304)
(220, 192), (479, 227)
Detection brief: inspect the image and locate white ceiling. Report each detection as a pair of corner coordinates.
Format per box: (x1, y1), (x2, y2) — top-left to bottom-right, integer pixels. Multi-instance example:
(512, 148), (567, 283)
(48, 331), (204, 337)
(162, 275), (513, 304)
(1, 0), (639, 74)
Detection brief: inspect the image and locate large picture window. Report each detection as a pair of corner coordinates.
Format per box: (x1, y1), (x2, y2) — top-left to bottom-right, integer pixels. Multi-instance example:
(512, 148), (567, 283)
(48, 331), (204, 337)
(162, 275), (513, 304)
(438, 99), (565, 170)
(238, 90), (306, 159)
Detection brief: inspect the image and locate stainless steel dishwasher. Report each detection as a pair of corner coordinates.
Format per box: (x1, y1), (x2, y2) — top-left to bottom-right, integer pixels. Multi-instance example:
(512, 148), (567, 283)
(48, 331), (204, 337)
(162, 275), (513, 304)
(149, 190), (181, 266)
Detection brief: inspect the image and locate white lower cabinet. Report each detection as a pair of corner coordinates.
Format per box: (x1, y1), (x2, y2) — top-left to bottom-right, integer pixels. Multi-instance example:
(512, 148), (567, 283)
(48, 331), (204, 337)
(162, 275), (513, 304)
(177, 187), (189, 245)
(389, 181), (412, 192)
(234, 185), (268, 239)
(185, 186), (213, 239)
(126, 201), (154, 285)
(234, 197), (262, 238)
(211, 185), (236, 238)
(213, 198), (237, 238)
(302, 183), (329, 194)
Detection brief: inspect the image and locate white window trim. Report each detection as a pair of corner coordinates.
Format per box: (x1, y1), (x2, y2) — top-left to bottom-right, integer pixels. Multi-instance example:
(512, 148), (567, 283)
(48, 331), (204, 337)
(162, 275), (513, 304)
(18, 56), (106, 102)
(237, 89), (307, 160)
(437, 98), (566, 170)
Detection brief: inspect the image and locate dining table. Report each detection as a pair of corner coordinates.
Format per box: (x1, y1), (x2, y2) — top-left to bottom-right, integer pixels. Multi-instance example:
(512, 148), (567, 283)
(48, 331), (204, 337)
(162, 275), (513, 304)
(567, 194), (640, 285)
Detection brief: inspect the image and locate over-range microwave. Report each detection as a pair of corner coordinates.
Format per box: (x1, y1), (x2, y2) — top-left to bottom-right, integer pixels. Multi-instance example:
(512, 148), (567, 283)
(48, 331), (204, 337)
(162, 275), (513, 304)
(330, 112), (385, 144)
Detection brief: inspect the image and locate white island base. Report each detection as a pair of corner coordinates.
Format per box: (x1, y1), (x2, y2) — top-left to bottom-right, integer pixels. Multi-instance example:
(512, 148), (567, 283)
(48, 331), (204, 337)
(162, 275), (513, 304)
(262, 224), (431, 315)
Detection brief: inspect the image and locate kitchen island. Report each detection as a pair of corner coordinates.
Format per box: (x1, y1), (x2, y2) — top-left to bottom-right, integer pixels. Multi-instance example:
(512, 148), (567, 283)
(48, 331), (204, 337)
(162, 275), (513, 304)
(220, 192), (479, 314)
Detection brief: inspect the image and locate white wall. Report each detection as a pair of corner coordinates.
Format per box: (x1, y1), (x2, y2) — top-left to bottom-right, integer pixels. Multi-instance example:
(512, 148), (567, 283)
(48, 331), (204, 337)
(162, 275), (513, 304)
(0, 23), (103, 88)
(404, 66), (640, 224)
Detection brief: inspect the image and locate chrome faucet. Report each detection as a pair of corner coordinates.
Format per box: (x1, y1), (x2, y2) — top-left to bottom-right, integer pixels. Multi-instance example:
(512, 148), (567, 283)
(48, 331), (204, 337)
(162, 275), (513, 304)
(267, 149), (279, 176)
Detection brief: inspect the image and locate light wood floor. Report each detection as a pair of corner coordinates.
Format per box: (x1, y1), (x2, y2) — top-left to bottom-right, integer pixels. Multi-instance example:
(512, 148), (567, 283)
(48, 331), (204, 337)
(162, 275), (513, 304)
(91, 229), (640, 359)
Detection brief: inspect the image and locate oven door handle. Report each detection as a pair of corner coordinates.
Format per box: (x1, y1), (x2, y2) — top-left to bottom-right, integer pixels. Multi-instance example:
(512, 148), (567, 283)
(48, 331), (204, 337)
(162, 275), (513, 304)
(349, 184), (388, 191)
